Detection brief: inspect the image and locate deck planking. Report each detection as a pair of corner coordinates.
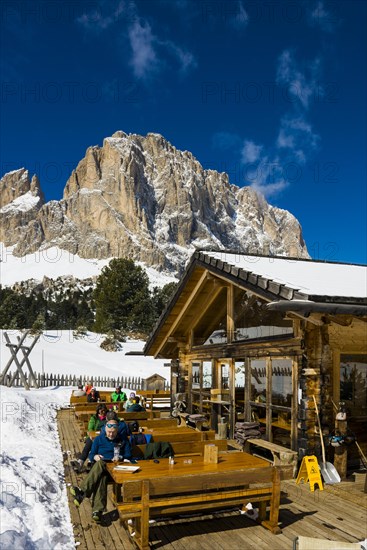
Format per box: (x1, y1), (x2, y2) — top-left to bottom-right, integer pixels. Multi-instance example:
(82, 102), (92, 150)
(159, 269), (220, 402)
(57, 408), (367, 550)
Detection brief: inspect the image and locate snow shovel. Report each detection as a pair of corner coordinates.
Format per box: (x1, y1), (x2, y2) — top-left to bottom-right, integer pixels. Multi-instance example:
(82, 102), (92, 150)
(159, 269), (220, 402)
(313, 395), (341, 484)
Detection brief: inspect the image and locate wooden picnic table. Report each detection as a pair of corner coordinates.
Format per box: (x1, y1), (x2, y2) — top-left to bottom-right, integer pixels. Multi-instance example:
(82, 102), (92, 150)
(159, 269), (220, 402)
(107, 451), (286, 549)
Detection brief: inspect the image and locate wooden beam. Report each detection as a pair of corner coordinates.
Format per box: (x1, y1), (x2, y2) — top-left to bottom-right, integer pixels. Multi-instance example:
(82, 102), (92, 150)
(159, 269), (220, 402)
(191, 285), (224, 331)
(286, 312), (323, 326)
(153, 270), (209, 357)
(227, 284), (234, 344)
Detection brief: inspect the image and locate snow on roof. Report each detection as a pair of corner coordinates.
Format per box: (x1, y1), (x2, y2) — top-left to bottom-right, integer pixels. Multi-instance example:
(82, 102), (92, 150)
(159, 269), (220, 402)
(206, 251), (367, 299)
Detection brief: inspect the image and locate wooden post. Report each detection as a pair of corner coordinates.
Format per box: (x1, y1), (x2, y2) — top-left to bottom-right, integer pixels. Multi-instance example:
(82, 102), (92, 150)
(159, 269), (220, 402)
(334, 418), (348, 480)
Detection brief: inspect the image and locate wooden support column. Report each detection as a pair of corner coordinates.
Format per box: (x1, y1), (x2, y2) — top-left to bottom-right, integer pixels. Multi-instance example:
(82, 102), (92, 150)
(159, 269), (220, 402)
(334, 418), (348, 480)
(245, 358), (251, 421)
(291, 356), (299, 451)
(227, 284), (234, 344)
(266, 357), (272, 442)
(228, 357), (235, 438)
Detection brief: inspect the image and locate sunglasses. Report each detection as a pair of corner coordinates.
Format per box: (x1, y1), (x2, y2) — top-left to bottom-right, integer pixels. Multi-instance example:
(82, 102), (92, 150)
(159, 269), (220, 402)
(106, 423), (118, 428)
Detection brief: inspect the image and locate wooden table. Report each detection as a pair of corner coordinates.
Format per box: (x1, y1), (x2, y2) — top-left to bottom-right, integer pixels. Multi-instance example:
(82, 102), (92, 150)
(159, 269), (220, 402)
(107, 451), (284, 549)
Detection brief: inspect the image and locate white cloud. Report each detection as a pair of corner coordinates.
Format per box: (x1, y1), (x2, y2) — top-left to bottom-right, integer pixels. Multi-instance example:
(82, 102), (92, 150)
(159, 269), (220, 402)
(76, 0), (196, 80)
(246, 156), (289, 198)
(253, 180), (288, 198)
(243, 153), (289, 198)
(276, 115), (320, 162)
(230, 1), (249, 30)
(309, 1), (340, 32)
(127, 21), (196, 80)
(241, 140), (263, 164)
(128, 20), (158, 79)
(276, 50), (322, 110)
(76, 0), (126, 31)
(159, 39), (197, 74)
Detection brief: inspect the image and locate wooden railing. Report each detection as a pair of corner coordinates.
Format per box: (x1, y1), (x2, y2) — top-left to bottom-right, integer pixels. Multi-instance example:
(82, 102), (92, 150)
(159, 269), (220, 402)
(0, 371), (169, 391)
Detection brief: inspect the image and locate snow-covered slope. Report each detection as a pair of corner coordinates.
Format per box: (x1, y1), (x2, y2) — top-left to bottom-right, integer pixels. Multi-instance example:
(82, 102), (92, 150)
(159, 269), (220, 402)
(0, 244), (177, 288)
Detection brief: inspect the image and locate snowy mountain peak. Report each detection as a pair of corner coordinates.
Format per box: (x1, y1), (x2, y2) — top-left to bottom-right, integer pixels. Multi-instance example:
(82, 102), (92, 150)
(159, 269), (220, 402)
(0, 131), (308, 276)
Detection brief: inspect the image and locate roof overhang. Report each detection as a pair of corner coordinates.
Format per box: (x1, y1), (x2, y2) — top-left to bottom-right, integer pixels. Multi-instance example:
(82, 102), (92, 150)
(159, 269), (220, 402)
(266, 300), (367, 316)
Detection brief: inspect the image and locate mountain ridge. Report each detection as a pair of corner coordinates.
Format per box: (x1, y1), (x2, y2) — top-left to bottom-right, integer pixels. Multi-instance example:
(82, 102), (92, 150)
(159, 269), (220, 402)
(0, 131), (308, 276)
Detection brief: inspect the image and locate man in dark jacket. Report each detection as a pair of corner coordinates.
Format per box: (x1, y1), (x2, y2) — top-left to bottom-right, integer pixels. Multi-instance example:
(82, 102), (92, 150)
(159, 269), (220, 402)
(87, 387), (100, 403)
(126, 395), (145, 412)
(70, 411), (134, 522)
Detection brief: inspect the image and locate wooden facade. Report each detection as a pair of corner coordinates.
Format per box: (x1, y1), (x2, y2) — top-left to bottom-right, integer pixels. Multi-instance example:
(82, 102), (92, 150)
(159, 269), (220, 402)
(145, 251), (367, 470)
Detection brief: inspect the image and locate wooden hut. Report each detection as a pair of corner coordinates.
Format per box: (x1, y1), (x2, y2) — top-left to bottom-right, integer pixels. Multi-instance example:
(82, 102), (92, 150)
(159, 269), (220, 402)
(144, 251), (367, 471)
(142, 373), (166, 391)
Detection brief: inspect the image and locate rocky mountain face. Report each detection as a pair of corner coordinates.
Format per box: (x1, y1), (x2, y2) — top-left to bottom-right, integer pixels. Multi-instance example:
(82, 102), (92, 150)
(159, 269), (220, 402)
(0, 168), (44, 247)
(0, 131), (309, 275)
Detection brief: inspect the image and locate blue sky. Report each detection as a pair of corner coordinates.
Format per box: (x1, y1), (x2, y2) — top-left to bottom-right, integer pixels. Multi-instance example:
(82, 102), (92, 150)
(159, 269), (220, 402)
(1, 0), (366, 264)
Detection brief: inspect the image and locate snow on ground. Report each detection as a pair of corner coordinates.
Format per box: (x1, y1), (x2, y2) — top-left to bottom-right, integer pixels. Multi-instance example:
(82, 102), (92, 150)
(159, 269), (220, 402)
(0, 330), (170, 549)
(0, 385), (75, 549)
(0, 244), (177, 288)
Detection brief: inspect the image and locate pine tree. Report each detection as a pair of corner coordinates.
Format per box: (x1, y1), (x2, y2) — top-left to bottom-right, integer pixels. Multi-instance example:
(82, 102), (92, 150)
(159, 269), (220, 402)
(151, 282), (178, 318)
(93, 258), (154, 335)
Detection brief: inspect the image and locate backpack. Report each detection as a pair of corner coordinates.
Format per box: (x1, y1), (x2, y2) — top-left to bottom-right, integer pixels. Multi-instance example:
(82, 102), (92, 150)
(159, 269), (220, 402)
(130, 433), (147, 445)
(128, 420), (139, 433)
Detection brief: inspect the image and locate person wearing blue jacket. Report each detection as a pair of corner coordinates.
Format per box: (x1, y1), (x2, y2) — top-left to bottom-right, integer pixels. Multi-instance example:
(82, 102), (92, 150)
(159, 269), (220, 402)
(70, 411), (135, 523)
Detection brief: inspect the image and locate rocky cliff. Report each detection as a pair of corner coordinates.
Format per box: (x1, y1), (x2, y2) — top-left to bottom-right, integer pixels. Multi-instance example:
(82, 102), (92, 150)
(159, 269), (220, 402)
(0, 168), (44, 247)
(0, 131), (308, 275)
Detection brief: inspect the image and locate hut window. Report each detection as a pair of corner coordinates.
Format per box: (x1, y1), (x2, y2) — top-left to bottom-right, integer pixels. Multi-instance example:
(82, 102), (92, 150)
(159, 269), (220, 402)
(340, 354), (367, 418)
(271, 359), (292, 408)
(203, 361), (213, 388)
(192, 362), (200, 389)
(246, 356), (293, 448)
(250, 359), (267, 402)
(221, 363), (229, 389)
(233, 288), (293, 341)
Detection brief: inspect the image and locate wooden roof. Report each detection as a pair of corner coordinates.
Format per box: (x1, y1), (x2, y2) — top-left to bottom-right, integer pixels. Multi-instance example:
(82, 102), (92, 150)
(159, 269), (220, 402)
(144, 251), (367, 358)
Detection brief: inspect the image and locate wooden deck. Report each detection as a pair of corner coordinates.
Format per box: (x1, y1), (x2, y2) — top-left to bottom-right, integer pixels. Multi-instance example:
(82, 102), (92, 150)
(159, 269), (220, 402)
(58, 408), (367, 549)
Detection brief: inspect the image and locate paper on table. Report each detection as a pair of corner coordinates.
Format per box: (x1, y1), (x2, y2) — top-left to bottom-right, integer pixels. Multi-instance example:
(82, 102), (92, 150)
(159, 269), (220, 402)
(113, 465), (140, 472)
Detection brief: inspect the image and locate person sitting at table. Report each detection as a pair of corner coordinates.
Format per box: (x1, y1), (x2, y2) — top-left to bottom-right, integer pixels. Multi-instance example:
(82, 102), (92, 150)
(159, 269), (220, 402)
(124, 391), (136, 410)
(111, 385), (127, 403)
(87, 387), (100, 403)
(71, 403), (108, 473)
(126, 395), (145, 412)
(85, 381), (93, 395)
(72, 384), (86, 397)
(70, 411), (135, 523)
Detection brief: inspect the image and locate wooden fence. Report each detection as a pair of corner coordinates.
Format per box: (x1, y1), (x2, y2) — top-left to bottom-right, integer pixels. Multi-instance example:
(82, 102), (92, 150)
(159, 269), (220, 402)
(1, 371), (170, 391)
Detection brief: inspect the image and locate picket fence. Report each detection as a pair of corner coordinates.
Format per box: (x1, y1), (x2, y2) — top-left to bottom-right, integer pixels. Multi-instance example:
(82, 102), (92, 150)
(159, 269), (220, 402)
(1, 371), (170, 391)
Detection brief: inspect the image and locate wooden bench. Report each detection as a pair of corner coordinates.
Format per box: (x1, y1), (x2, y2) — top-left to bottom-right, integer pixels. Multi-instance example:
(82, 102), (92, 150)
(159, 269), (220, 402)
(108, 452), (288, 549)
(70, 391), (113, 404)
(75, 411), (164, 424)
(72, 401), (126, 412)
(130, 438), (228, 459)
(244, 438), (298, 477)
(137, 429), (217, 444)
(78, 417), (179, 438)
